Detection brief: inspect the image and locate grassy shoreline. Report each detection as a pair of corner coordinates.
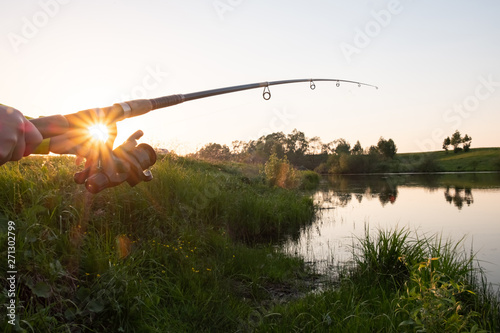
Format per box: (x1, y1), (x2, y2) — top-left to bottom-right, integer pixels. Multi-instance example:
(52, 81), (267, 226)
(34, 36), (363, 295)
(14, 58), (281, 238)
(319, 147), (500, 175)
(1, 155), (499, 332)
(396, 147), (500, 173)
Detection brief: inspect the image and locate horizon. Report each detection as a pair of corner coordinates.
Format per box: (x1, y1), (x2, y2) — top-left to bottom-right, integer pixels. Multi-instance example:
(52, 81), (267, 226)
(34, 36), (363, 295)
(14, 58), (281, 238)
(165, 127), (495, 157)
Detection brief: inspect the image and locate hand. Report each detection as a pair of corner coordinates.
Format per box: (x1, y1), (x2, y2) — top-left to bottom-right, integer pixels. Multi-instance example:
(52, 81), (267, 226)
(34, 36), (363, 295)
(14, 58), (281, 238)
(0, 105), (43, 166)
(73, 130), (156, 193)
(48, 123), (118, 165)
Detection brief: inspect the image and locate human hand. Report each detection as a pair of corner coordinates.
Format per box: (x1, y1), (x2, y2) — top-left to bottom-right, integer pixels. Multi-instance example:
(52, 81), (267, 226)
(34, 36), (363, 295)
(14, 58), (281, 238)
(48, 123), (117, 166)
(0, 105), (43, 165)
(73, 130), (156, 193)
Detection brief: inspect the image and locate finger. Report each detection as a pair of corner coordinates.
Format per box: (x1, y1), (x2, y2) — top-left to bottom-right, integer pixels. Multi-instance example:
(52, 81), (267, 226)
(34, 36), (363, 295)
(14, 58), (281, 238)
(9, 142), (25, 161)
(22, 119), (43, 156)
(9, 123), (26, 161)
(75, 155), (84, 165)
(0, 134), (16, 164)
(121, 130), (144, 152)
(0, 106), (23, 163)
(127, 130), (144, 143)
(49, 129), (88, 155)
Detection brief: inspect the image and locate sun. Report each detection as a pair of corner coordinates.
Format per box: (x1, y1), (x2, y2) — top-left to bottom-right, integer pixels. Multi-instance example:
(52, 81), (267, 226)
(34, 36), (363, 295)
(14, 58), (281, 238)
(88, 123), (110, 143)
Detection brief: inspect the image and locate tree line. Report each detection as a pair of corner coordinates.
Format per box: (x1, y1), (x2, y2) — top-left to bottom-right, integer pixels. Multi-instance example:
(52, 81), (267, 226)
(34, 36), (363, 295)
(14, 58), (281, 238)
(191, 129), (398, 173)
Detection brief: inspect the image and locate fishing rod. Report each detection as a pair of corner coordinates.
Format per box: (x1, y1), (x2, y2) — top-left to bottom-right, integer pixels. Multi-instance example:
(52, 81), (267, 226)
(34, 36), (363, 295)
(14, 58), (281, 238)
(29, 78), (377, 193)
(30, 78), (377, 138)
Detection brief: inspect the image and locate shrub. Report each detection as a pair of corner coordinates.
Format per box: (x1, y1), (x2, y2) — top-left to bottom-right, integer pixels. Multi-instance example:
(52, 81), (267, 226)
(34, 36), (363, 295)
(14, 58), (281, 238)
(416, 154), (443, 173)
(298, 170), (320, 190)
(263, 153), (298, 189)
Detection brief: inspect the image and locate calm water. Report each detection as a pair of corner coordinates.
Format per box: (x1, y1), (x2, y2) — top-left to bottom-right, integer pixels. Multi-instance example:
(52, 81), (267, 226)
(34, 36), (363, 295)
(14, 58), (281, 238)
(284, 173), (500, 286)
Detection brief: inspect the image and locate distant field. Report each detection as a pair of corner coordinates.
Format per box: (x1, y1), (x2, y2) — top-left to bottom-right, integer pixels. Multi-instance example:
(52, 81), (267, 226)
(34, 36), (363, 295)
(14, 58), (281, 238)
(397, 147), (500, 172)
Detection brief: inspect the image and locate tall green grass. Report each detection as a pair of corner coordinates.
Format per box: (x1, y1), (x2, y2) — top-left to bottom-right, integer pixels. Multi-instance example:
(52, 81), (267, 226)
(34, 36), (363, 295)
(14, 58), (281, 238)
(0, 155), (315, 332)
(257, 228), (500, 332)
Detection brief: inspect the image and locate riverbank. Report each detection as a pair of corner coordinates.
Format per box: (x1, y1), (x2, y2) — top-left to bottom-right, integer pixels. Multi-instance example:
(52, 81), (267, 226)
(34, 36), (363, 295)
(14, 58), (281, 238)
(1, 156), (499, 331)
(319, 147), (500, 174)
(397, 147), (500, 173)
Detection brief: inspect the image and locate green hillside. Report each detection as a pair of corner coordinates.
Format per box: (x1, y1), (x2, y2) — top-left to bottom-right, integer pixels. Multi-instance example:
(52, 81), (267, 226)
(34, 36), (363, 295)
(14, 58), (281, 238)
(397, 147), (500, 173)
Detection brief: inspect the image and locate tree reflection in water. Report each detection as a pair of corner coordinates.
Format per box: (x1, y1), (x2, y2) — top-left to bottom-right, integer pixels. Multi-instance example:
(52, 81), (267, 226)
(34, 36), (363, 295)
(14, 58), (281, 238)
(315, 175), (399, 209)
(314, 173), (491, 211)
(444, 187), (474, 209)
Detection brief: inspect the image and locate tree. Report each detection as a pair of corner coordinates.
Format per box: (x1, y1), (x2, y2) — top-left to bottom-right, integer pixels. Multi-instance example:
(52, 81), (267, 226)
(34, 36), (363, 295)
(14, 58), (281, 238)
(377, 137), (397, 159)
(367, 145), (379, 155)
(321, 141), (336, 155)
(262, 132), (286, 158)
(352, 140), (363, 155)
(196, 143), (231, 161)
(307, 136), (324, 155)
(286, 129), (309, 165)
(450, 130), (462, 152)
(335, 138), (351, 155)
(462, 134), (472, 152)
(443, 130), (472, 153)
(442, 137), (451, 153)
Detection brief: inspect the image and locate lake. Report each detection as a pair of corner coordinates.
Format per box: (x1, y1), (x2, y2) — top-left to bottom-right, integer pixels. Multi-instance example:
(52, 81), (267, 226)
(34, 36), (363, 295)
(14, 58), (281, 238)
(284, 172), (500, 286)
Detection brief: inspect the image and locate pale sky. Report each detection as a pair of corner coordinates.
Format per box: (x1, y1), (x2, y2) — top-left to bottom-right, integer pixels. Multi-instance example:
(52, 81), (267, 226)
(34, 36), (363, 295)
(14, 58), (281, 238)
(1, 0), (499, 154)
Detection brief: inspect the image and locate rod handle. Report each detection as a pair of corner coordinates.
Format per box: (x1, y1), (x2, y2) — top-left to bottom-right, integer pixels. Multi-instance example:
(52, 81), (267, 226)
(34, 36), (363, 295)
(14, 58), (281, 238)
(29, 105), (123, 139)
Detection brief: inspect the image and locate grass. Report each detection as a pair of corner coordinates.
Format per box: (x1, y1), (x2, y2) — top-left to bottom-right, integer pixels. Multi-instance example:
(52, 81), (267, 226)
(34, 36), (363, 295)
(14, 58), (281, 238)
(397, 147), (500, 173)
(0, 155), (499, 332)
(0, 155), (315, 332)
(257, 228), (500, 332)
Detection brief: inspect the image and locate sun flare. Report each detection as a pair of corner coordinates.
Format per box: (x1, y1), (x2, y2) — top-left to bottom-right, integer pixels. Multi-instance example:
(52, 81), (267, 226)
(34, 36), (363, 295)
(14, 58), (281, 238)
(88, 123), (110, 143)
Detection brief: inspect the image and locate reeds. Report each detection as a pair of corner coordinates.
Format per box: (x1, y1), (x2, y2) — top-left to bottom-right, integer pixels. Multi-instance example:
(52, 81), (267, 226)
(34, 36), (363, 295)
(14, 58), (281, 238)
(0, 155), (315, 332)
(258, 227), (500, 332)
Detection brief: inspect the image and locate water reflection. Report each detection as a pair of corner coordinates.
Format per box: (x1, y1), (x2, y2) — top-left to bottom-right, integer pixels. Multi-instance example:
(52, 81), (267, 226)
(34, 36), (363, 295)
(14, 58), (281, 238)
(285, 172), (500, 286)
(316, 175), (399, 208)
(444, 186), (474, 209)
(318, 173), (500, 210)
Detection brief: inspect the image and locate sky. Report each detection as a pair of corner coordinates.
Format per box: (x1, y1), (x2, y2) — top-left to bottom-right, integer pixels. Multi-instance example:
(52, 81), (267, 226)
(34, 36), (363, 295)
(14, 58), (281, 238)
(1, 0), (499, 154)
